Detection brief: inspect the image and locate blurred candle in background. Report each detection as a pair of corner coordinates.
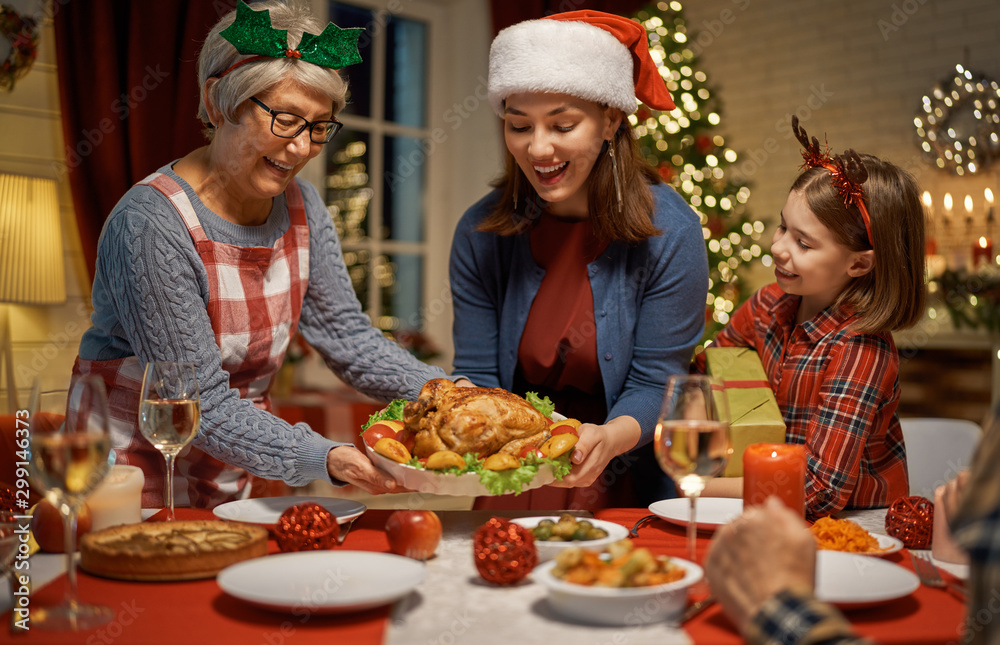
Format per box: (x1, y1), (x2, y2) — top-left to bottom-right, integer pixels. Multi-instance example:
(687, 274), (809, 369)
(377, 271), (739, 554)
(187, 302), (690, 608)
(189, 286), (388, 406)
(742, 442), (806, 517)
(922, 191), (937, 255)
(87, 464), (144, 531)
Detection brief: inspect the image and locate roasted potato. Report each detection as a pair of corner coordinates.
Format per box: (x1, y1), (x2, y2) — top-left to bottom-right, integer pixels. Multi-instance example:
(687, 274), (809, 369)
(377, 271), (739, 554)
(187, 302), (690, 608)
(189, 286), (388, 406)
(540, 433), (578, 459)
(482, 453), (521, 471)
(424, 450), (467, 470)
(374, 437), (412, 463)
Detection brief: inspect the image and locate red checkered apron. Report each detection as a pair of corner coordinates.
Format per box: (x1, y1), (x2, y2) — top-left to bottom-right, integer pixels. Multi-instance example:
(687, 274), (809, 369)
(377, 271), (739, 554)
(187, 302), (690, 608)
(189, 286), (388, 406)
(72, 172), (309, 508)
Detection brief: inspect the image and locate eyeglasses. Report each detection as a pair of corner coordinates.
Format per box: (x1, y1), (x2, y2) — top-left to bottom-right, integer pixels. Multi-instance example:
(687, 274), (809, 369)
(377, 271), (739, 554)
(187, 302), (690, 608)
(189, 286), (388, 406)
(250, 96), (342, 144)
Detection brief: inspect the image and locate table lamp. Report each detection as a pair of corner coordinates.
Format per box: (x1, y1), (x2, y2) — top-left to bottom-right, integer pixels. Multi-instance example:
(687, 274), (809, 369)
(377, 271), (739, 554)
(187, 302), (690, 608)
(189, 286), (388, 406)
(0, 173), (66, 413)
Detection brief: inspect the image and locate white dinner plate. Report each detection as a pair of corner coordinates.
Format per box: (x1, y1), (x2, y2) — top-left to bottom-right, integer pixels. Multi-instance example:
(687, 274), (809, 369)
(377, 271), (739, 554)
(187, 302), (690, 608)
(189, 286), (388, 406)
(218, 551), (426, 614)
(815, 550), (919, 608)
(648, 497), (743, 531)
(212, 496), (366, 526)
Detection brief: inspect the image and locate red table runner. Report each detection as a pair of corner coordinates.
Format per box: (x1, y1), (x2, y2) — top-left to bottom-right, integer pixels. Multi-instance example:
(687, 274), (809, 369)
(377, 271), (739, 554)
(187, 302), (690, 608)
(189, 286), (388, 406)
(6, 508), (395, 645)
(7, 507), (966, 644)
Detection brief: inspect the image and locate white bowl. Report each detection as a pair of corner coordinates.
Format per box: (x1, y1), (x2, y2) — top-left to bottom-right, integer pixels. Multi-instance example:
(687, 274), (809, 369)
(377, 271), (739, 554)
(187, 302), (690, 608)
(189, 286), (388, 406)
(510, 516), (630, 562)
(533, 557), (703, 625)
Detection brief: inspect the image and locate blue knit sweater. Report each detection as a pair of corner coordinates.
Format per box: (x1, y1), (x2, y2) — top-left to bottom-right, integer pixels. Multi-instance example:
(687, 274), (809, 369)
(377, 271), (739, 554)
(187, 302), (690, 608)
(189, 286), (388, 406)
(78, 163), (446, 487)
(450, 182), (709, 449)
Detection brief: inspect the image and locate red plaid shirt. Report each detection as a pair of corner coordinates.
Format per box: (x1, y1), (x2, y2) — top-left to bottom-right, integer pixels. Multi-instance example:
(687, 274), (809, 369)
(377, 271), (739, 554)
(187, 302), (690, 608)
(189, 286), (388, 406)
(697, 283), (908, 518)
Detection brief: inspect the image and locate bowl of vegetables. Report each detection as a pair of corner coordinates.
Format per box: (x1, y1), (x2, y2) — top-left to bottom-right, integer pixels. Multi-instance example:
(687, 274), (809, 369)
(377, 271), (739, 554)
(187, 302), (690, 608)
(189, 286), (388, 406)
(511, 514), (630, 562)
(532, 539), (702, 625)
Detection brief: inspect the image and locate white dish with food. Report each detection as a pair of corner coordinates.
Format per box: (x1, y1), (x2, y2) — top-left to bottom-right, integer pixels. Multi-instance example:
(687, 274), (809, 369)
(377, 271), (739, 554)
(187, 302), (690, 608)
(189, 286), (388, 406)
(364, 443), (558, 496)
(510, 516), (629, 562)
(365, 410), (569, 497)
(814, 550), (919, 608)
(532, 557), (703, 625)
(212, 496), (366, 526)
(648, 497), (743, 532)
(818, 532), (903, 557)
(218, 550), (425, 614)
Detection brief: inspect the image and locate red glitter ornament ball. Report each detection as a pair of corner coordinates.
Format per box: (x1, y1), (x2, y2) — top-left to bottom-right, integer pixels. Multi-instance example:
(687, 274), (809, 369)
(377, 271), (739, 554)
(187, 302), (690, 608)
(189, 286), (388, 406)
(473, 517), (537, 585)
(885, 495), (934, 549)
(274, 502), (340, 552)
(0, 485), (16, 516)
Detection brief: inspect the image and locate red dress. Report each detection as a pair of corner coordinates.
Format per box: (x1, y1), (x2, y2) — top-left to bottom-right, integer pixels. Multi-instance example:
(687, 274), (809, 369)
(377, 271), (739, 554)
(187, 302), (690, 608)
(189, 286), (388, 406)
(474, 214), (637, 511)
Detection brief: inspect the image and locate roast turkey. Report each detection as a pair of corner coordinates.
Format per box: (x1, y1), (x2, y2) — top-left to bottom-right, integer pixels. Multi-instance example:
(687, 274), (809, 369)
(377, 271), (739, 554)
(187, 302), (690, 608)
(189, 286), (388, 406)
(403, 379), (549, 458)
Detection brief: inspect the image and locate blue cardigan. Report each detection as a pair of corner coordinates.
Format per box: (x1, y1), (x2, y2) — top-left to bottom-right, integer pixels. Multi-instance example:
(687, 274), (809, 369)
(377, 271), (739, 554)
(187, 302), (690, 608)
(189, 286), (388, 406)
(449, 182), (709, 450)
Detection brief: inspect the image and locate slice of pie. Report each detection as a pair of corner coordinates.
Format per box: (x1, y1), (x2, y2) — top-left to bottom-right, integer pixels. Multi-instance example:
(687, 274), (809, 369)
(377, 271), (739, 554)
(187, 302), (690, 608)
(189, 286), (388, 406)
(80, 520), (269, 581)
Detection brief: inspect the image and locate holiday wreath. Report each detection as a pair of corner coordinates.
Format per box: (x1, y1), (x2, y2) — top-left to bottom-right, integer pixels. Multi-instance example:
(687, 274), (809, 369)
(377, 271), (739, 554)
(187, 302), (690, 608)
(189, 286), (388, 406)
(0, 4), (39, 92)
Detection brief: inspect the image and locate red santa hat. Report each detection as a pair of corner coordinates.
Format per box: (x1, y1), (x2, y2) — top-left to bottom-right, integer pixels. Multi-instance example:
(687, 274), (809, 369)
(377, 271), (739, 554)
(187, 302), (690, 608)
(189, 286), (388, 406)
(488, 10), (675, 117)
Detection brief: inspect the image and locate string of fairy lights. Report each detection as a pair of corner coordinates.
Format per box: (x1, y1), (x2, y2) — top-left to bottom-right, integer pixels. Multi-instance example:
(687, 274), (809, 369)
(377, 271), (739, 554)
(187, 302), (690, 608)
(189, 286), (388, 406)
(634, 2), (770, 337)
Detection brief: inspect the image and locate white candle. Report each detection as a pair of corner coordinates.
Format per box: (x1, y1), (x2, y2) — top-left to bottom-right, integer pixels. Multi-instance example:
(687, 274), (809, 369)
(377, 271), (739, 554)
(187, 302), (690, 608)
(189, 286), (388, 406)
(87, 465), (144, 531)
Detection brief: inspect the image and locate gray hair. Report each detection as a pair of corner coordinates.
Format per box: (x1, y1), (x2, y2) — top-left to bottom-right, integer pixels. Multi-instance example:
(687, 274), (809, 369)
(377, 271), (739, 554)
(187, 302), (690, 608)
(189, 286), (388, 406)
(196, 0), (348, 138)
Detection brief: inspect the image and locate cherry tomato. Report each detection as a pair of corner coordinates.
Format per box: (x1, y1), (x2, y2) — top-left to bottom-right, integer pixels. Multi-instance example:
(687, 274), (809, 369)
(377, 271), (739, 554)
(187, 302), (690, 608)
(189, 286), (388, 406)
(385, 510), (442, 560)
(518, 444), (545, 459)
(396, 427), (416, 453)
(549, 423), (579, 437)
(362, 421), (402, 449)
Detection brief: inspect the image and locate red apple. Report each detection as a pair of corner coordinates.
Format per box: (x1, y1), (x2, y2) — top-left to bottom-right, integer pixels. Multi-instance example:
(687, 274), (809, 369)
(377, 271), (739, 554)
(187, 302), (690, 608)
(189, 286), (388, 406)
(30, 499), (92, 553)
(362, 420), (403, 449)
(385, 510), (442, 561)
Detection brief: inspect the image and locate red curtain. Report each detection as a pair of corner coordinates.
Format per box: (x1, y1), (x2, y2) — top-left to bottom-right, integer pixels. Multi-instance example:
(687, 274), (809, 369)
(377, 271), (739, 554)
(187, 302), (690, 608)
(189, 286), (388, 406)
(53, 1), (237, 279)
(491, 0), (649, 34)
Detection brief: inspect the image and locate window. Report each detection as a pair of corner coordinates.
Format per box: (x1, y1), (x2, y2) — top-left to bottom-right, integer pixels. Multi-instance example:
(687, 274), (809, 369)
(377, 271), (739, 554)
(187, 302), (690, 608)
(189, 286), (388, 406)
(326, 1), (432, 336)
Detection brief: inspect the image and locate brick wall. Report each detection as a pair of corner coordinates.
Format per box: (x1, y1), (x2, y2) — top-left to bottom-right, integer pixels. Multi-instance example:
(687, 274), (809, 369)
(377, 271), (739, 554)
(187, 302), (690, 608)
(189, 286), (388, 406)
(681, 0), (1000, 423)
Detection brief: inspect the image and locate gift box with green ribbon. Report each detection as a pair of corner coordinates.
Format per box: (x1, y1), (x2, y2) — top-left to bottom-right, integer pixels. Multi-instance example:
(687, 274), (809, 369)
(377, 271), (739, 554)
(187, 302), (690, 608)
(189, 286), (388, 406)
(704, 346), (787, 477)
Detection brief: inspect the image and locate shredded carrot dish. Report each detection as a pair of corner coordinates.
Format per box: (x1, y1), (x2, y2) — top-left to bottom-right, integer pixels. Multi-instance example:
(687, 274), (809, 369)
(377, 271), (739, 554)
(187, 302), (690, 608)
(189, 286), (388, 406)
(810, 517), (885, 553)
(552, 539), (686, 587)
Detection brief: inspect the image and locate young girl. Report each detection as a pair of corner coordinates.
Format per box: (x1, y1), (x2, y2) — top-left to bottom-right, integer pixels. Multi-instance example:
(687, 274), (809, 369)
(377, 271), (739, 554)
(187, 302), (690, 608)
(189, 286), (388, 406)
(698, 116), (925, 519)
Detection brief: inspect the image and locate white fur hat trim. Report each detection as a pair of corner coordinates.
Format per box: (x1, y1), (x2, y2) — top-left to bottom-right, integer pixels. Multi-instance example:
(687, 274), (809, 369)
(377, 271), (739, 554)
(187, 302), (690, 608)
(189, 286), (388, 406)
(488, 19), (636, 116)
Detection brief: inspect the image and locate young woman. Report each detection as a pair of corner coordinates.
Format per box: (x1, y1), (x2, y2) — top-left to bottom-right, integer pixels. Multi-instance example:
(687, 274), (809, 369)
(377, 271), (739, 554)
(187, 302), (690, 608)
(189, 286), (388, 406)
(698, 117), (925, 519)
(450, 11), (709, 510)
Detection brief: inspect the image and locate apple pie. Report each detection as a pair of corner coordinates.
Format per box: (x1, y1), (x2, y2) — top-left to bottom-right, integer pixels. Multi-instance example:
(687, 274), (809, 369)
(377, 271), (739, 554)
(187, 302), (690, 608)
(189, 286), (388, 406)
(79, 520), (268, 581)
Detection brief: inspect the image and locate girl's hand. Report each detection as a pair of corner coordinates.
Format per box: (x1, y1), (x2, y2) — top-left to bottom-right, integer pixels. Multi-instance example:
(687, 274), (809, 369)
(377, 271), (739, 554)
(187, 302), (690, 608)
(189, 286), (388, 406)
(551, 416), (640, 487)
(326, 445), (399, 494)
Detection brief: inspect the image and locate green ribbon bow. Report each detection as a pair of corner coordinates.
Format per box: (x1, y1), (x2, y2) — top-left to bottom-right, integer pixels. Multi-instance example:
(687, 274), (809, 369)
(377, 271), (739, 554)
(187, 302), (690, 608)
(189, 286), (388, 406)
(219, 1), (362, 69)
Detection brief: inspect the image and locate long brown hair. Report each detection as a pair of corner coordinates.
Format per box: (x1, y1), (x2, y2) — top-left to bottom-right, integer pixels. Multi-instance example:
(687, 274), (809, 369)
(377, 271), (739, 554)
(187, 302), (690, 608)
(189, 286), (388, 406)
(478, 117), (663, 243)
(790, 155), (926, 333)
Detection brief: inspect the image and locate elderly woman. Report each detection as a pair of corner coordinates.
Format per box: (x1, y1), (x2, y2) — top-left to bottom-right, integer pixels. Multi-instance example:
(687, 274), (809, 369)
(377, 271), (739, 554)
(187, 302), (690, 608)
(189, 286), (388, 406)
(450, 11), (709, 510)
(72, 0), (452, 508)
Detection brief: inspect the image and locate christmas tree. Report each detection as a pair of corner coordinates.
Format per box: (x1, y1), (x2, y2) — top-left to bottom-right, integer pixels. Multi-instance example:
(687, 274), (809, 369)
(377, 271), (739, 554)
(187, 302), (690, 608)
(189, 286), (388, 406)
(633, 1), (770, 343)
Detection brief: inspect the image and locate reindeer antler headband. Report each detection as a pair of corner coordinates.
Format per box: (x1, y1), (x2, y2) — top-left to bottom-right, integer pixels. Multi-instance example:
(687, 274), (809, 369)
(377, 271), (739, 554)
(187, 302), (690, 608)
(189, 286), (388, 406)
(792, 116), (873, 246)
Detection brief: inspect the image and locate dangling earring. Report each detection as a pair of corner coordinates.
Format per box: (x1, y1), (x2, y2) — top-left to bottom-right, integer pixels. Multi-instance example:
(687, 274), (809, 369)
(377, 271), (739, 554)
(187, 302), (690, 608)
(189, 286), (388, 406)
(513, 190), (518, 214)
(607, 139), (623, 213)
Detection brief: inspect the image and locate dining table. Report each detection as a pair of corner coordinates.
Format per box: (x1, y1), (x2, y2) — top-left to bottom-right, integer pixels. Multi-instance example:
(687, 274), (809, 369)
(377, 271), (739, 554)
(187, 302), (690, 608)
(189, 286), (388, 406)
(1, 504), (967, 645)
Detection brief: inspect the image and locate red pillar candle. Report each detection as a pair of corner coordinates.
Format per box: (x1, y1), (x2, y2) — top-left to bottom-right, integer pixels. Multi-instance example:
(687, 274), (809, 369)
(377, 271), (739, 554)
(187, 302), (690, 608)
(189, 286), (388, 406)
(742, 443), (806, 517)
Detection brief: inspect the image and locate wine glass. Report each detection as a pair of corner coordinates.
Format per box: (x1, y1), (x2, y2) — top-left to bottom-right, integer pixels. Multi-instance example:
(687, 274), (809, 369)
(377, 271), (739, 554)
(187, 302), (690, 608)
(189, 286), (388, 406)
(27, 376), (114, 630)
(653, 374), (732, 563)
(139, 361), (200, 520)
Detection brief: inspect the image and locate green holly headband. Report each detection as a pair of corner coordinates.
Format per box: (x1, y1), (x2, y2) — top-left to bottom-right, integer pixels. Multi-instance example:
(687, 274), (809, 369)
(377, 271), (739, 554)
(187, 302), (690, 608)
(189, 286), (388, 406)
(215, 1), (363, 78)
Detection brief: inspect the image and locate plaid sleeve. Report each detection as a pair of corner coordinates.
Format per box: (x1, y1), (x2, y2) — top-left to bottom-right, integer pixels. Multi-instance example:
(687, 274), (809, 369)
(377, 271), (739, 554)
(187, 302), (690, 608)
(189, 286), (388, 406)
(747, 589), (873, 645)
(802, 334), (904, 517)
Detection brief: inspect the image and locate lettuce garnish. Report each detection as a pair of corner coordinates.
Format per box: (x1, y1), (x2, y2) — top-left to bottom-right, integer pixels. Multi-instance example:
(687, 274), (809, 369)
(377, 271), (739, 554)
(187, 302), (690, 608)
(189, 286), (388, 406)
(361, 399), (406, 432)
(525, 391), (555, 418)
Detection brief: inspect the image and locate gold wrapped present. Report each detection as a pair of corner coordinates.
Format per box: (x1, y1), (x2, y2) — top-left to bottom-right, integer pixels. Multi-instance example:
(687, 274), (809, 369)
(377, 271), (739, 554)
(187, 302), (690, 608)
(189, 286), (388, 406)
(704, 346), (787, 477)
